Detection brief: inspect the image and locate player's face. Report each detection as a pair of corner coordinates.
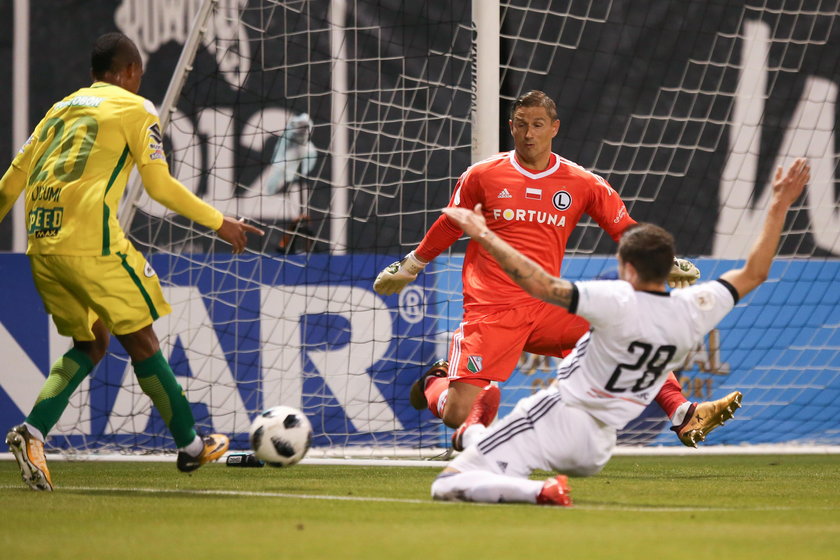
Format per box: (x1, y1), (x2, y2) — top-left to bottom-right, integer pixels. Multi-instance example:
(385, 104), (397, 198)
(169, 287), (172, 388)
(509, 106), (559, 170)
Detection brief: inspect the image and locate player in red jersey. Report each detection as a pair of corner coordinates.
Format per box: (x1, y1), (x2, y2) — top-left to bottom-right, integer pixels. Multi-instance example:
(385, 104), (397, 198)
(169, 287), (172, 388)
(374, 91), (737, 447)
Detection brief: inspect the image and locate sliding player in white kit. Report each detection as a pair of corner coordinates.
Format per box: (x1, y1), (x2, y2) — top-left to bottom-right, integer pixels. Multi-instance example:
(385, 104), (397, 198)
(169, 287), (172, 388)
(430, 158), (811, 506)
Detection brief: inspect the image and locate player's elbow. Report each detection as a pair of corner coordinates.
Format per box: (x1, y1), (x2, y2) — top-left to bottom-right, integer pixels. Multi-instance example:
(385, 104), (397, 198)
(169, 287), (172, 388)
(140, 166), (178, 204)
(743, 264), (769, 289)
(752, 269), (769, 286)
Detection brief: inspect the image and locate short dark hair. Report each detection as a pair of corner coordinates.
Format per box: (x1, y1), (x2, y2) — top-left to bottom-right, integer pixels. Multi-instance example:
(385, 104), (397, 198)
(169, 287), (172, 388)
(510, 90), (558, 121)
(91, 32), (140, 79)
(618, 223), (675, 283)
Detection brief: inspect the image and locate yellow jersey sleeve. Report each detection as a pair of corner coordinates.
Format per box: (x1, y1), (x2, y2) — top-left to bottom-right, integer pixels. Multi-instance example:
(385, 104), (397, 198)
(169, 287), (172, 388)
(0, 132), (38, 221)
(0, 165), (26, 223)
(121, 97), (169, 170)
(140, 165), (224, 231)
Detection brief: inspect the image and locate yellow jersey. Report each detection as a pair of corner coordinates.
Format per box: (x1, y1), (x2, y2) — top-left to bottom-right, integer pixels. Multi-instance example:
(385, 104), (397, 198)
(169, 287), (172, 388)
(11, 82), (220, 256)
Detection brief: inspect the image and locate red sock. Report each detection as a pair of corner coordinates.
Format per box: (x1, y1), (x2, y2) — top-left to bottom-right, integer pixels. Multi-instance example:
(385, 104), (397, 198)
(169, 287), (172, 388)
(654, 372), (687, 417)
(424, 376), (449, 418)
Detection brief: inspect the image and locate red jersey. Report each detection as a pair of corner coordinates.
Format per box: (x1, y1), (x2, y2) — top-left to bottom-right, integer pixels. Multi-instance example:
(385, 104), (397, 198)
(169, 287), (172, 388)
(416, 151), (636, 313)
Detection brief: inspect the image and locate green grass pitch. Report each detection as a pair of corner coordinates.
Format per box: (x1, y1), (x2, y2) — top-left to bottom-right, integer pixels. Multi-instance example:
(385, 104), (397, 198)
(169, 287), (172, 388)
(2, 454), (838, 560)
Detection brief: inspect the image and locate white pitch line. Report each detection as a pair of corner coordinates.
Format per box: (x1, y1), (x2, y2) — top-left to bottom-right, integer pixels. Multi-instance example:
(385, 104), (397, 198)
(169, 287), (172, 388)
(70, 486), (437, 504)
(1, 485), (836, 512)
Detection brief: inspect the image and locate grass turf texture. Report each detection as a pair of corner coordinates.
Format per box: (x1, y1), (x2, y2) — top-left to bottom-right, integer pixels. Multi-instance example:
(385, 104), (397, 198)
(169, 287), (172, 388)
(1, 454), (838, 560)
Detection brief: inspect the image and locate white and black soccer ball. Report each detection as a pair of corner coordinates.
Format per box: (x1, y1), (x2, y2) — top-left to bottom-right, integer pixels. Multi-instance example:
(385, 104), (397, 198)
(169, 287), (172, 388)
(249, 406), (312, 467)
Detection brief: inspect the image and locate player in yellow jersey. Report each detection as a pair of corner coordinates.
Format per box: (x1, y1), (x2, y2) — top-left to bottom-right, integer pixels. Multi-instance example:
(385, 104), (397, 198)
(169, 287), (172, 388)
(0, 32), (264, 490)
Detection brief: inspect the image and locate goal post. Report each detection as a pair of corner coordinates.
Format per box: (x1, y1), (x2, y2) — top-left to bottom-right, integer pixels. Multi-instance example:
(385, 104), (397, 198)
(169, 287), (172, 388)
(471, 0), (500, 163)
(6, 0), (839, 458)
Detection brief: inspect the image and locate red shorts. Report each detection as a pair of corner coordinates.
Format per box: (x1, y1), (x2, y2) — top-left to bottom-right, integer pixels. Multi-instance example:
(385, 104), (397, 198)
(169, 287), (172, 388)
(447, 301), (589, 383)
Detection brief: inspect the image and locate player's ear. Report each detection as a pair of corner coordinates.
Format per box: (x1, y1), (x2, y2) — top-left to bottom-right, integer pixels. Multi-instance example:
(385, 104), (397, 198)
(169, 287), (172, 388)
(551, 119), (560, 137)
(616, 255), (627, 280)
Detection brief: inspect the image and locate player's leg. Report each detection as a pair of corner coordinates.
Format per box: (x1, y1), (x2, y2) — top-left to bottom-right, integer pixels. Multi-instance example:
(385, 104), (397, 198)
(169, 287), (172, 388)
(671, 390), (743, 447)
(116, 324), (197, 447)
(654, 373), (743, 446)
(409, 359), (450, 415)
(523, 302), (589, 358)
(117, 324), (229, 471)
(451, 383), (501, 451)
(441, 379), (488, 428)
(91, 244), (227, 470)
(433, 389), (588, 506)
(431, 468), (550, 503)
(419, 308), (533, 428)
(7, 257), (108, 490)
(23, 320), (108, 441)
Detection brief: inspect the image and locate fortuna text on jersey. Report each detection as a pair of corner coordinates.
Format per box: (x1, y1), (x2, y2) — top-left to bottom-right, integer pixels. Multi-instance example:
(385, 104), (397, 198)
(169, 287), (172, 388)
(491, 207), (567, 228)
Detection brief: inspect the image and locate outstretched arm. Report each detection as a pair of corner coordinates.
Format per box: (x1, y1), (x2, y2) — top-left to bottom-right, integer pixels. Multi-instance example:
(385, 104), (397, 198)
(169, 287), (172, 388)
(139, 165), (263, 254)
(442, 204), (575, 309)
(373, 211), (463, 296)
(720, 158), (810, 299)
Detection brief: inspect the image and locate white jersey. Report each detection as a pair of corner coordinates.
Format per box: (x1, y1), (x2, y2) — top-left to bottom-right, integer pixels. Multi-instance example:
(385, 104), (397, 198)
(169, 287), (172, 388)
(556, 279), (738, 429)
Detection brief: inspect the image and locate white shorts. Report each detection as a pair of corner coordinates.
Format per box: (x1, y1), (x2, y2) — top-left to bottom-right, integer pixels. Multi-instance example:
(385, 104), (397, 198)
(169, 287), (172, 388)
(449, 387), (616, 478)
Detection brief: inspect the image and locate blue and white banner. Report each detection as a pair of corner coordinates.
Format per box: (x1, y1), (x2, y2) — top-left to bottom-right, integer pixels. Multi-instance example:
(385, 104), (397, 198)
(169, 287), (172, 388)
(2, 254), (839, 448)
(0, 254), (439, 450)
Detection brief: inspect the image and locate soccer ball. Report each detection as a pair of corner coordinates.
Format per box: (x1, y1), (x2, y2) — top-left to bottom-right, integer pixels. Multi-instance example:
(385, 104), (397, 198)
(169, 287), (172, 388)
(249, 406), (312, 467)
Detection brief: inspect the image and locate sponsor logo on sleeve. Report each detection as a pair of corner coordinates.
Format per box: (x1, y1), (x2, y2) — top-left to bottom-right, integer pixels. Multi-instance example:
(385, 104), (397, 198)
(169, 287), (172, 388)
(614, 207), (627, 223)
(148, 123), (163, 144)
(147, 123), (166, 160)
(144, 261), (157, 278)
(694, 291), (714, 311)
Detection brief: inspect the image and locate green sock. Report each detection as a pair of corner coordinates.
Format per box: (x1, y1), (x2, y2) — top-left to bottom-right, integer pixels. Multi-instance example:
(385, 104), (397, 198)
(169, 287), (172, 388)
(134, 350), (197, 448)
(26, 348), (94, 438)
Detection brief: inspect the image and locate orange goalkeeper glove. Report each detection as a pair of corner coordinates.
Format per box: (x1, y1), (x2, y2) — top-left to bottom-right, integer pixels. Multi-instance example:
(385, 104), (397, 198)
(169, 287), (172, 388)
(373, 251), (428, 295)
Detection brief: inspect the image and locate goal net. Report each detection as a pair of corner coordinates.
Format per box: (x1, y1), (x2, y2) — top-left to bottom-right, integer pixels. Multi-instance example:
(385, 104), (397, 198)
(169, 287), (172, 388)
(38, 0), (840, 457)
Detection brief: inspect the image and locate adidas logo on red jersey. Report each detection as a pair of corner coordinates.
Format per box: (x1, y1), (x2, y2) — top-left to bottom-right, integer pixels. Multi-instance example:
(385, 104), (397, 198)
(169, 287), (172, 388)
(497, 188), (513, 198)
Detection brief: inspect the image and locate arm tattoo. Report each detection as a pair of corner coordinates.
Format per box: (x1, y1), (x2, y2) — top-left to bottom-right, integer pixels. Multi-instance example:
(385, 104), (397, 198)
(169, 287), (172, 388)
(501, 261), (535, 283)
(547, 279), (573, 308)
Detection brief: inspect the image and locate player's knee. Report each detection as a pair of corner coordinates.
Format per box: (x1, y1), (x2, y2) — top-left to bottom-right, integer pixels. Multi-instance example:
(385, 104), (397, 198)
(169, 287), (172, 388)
(442, 380), (490, 428)
(441, 401), (469, 428)
(565, 460), (607, 478)
(430, 470), (463, 501)
(88, 340), (109, 364)
(116, 325), (161, 362)
(73, 329), (110, 364)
